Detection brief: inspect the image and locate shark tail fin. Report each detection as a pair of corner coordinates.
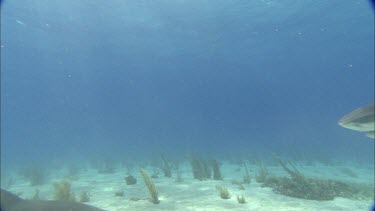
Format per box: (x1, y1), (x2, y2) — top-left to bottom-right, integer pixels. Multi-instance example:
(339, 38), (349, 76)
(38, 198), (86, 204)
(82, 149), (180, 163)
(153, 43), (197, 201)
(366, 131), (375, 139)
(1, 189), (24, 210)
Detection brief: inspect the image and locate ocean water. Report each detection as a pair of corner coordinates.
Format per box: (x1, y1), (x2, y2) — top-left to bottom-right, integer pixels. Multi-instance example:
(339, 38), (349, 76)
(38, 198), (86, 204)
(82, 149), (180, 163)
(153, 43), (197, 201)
(1, 0), (374, 210)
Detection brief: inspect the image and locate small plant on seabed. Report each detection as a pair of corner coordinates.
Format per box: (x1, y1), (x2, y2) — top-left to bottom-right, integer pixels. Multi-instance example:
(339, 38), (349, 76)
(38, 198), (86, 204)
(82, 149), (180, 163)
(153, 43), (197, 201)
(79, 191), (90, 202)
(242, 162), (251, 184)
(231, 180), (245, 190)
(140, 168), (160, 204)
(20, 165), (47, 186)
(175, 168), (184, 183)
(216, 185), (231, 199)
(53, 179), (76, 202)
(3, 177), (15, 189)
(32, 189), (40, 200)
(189, 155), (211, 181)
(211, 159), (222, 180)
(160, 155), (172, 178)
(125, 175), (137, 185)
(114, 190), (124, 197)
(98, 159), (116, 174)
(66, 164), (81, 180)
(255, 160), (269, 183)
(237, 195), (246, 204)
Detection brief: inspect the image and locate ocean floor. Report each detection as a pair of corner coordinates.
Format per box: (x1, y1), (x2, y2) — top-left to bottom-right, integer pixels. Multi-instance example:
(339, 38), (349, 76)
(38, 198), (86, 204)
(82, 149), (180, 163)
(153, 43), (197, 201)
(1, 160), (374, 211)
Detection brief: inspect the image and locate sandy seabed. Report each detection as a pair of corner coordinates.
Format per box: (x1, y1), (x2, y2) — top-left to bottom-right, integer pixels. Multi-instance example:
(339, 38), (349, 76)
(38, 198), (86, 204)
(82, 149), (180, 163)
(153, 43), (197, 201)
(3, 161), (374, 211)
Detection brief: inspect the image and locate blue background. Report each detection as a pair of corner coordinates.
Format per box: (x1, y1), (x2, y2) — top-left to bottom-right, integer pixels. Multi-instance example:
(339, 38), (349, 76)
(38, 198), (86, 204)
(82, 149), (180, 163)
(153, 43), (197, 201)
(1, 0), (374, 166)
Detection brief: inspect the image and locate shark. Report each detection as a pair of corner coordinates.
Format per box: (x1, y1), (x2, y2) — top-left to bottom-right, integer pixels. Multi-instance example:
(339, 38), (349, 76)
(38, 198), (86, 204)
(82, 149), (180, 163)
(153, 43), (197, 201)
(0, 189), (107, 211)
(338, 103), (375, 139)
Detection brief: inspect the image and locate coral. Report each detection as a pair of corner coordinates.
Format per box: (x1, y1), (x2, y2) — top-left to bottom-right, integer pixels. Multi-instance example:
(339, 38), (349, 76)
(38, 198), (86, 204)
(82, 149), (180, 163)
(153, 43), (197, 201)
(123, 162), (135, 175)
(32, 189), (40, 200)
(339, 167), (358, 178)
(216, 185), (231, 199)
(255, 161), (269, 183)
(124, 175), (137, 185)
(20, 165), (47, 186)
(242, 162), (251, 184)
(276, 158), (305, 181)
(114, 190), (124, 197)
(66, 164), (81, 180)
(259, 157), (374, 201)
(175, 169), (184, 183)
(79, 191), (90, 202)
(211, 159), (222, 180)
(237, 195), (246, 204)
(98, 159), (115, 174)
(268, 176), (371, 200)
(160, 155), (172, 178)
(231, 180), (245, 190)
(189, 156), (211, 181)
(4, 177), (15, 189)
(140, 168), (160, 204)
(53, 180), (76, 202)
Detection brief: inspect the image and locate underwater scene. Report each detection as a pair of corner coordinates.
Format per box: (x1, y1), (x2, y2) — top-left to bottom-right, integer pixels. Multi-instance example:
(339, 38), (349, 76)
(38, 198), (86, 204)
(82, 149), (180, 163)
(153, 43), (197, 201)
(1, 0), (374, 210)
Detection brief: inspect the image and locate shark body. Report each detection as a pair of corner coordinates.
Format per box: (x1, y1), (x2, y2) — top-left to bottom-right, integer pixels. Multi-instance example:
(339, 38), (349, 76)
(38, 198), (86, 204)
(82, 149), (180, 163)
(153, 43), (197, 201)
(1, 189), (106, 211)
(338, 104), (375, 139)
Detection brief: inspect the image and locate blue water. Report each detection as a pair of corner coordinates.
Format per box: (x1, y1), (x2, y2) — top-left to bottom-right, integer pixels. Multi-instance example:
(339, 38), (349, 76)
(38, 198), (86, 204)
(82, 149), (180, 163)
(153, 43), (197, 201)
(1, 0), (374, 167)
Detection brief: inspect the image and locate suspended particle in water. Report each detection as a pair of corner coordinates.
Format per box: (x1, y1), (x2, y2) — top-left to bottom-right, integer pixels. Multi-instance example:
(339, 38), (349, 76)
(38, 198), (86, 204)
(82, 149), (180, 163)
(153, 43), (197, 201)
(16, 20), (25, 25)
